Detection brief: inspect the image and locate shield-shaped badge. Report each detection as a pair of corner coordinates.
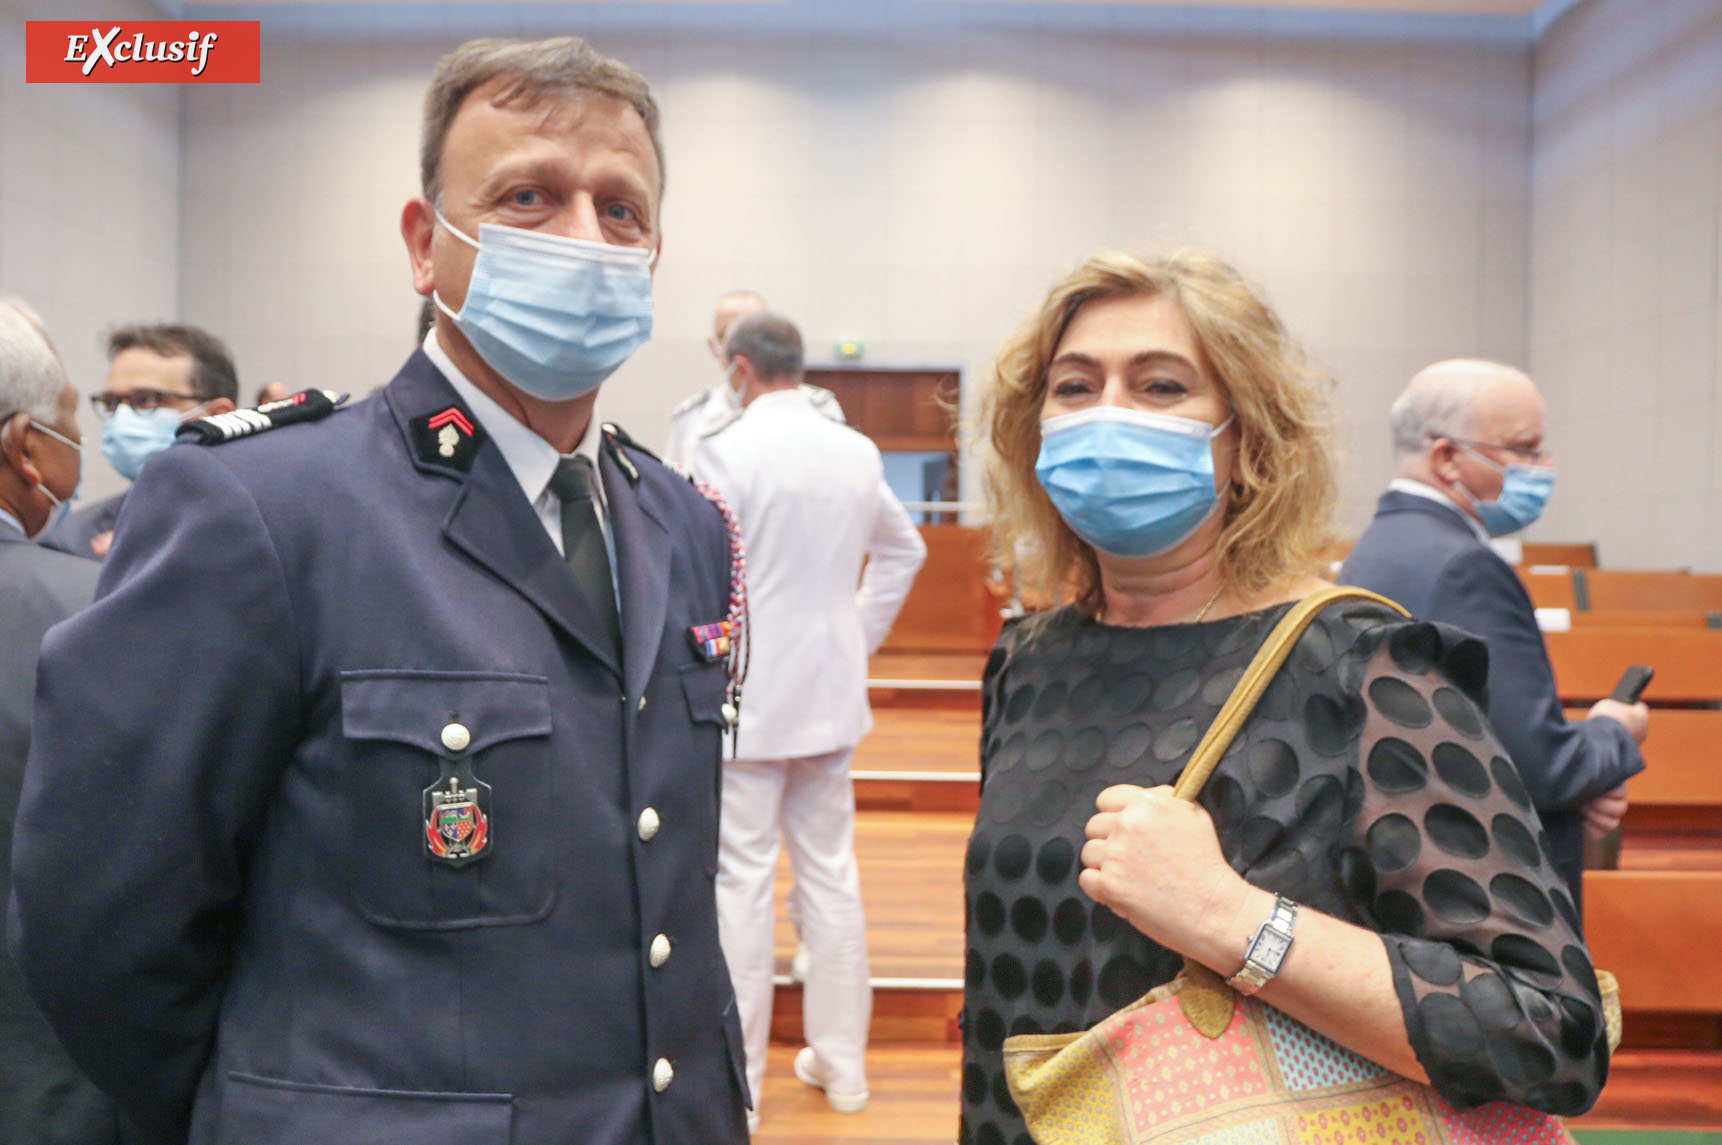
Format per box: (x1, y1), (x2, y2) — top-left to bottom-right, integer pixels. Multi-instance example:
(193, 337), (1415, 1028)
(423, 770), (492, 866)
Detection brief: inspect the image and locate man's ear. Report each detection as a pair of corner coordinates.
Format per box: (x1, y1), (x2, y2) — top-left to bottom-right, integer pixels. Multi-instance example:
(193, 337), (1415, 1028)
(402, 196), (437, 298)
(1428, 438), (1461, 483)
(1, 413), (44, 489)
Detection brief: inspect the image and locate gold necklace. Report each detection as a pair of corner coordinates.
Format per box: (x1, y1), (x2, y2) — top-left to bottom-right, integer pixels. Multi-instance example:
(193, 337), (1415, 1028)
(1192, 582), (1226, 622)
(1099, 582), (1227, 626)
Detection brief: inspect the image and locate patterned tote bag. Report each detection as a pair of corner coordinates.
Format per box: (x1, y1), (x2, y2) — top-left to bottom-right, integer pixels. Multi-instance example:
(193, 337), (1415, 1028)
(1001, 587), (1621, 1145)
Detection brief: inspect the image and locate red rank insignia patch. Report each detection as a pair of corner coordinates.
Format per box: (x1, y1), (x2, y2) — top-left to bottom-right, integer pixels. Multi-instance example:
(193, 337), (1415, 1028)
(410, 405), (484, 473)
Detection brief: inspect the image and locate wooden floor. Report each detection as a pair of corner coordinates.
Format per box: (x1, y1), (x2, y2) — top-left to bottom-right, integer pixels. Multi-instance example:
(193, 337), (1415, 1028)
(870, 651), (988, 684)
(772, 810), (967, 982)
(852, 709), (980, 776)
(751, 1042), (959, 1143)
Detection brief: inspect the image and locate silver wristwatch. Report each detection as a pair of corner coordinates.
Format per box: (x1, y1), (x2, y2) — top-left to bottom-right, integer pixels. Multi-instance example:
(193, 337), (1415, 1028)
(1225, 896), (1298, 996)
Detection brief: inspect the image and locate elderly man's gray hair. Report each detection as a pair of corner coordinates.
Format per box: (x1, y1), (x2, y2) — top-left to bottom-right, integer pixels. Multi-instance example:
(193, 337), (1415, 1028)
(725, 311), (803, 383)
(1388, 360), (1524, 460)
(0, 298), (67, 424)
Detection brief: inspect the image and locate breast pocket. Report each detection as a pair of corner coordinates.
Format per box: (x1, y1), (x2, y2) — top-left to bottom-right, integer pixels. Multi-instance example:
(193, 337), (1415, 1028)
(340, 670), (557, 930)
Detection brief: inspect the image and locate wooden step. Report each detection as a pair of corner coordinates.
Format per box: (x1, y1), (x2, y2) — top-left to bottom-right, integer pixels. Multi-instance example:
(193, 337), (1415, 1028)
(762, 809), (966, 1044)
(749, 1041), (961, 1141)
(853, 707), (980, 812)
(868, 651), (985, 710)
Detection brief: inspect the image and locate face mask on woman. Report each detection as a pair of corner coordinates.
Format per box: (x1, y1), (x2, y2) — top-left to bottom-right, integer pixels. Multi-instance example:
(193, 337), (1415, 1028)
(1456, 445), (1556, 537)
(433, 209), (655, 403)
(1034, 405), (1232, 558)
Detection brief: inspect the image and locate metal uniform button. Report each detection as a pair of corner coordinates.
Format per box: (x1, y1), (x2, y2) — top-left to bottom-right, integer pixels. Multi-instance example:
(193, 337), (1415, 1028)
(440, 722), (471, 753)
(638, 695), (647, 711)
(637, 807), (660, 841)
(652, 1057), (674, 1093)
(649, 933), (671, 968)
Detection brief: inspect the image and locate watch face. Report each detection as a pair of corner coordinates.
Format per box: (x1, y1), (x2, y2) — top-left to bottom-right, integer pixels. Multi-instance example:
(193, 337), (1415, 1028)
(1256, 928), (1292, 965)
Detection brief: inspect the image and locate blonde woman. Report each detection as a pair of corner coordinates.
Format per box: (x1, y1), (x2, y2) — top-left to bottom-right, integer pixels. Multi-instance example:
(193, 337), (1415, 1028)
(960, 251), (1606, 1143)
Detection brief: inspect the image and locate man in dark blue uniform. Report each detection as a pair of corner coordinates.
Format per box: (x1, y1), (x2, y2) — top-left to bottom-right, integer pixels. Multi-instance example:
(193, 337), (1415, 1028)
(1340, 359), (1646, 911)
(11, 37), (749, 1145)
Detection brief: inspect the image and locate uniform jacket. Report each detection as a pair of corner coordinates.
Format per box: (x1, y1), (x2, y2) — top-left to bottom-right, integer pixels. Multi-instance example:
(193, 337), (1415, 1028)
(0, 520), (117, 1145)
(691, 388), (925, 760)
(35, 490), (125, 560)
(663, 381), (844, 469)
(11, 352), (750, 1145)
(1338, 489), (1644, 905)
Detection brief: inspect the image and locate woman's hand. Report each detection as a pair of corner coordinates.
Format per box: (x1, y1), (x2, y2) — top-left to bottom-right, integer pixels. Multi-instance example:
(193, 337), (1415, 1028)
(1078, 784), (1250, 954)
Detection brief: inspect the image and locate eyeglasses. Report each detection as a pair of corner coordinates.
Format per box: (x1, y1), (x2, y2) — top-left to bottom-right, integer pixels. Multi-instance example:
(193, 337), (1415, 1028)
(90, 388), (214, 418)
(1444, 436), (1553, 467)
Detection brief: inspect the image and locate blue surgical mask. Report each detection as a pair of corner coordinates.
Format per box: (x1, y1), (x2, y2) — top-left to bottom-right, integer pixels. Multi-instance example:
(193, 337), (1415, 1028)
(1458, 446), (1556, 536)
(1035, 406), (1233, 558)
(433, 210), (654, 403)
(102, 404), (188, 481)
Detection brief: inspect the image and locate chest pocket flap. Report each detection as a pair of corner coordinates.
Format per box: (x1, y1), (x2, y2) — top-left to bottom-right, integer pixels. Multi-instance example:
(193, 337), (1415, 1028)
(337, 670), (554, 930)
(341, 670), (552, 752)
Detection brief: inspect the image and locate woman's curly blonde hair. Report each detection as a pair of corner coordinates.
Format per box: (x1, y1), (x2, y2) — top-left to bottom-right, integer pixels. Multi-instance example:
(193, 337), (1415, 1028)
(979, 249), (1338, 615)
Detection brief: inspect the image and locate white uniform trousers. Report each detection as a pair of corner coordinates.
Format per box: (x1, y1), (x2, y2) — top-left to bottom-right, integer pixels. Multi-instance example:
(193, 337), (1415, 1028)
(716, 748), (872, 1107)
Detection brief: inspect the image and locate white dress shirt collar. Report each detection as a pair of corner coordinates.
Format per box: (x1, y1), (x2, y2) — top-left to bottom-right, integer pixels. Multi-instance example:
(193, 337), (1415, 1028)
(1389, 477), (1488, 543)
(422, 328), (607, 524)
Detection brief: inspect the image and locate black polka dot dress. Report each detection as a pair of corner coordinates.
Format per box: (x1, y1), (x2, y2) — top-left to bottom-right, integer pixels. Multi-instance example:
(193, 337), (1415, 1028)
(959, 601), (1608, 1145)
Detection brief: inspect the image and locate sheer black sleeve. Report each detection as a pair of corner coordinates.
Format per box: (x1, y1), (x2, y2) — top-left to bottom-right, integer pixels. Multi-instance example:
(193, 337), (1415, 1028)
(1340, 616), (1607, 1113)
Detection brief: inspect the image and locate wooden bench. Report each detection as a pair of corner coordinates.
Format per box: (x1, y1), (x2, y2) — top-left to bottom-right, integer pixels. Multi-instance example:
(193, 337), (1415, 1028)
(1567, 610), (1722, 629)
(1521, 570), (1579, 610)
(1521, 541), (1599, 568)
(1547, 628), (1722, 703)
(1585, 870), (1722, 1048)
(1553, 642), (1722, 1049)
(1581, 570), (1722, 614)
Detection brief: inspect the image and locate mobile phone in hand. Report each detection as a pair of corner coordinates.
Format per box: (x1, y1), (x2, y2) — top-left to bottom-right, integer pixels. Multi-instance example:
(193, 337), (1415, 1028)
(1610, 665), (1654, 704)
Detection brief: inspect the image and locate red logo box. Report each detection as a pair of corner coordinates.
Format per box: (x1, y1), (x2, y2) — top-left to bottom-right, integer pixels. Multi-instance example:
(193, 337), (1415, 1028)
(26, 21), (260, 83)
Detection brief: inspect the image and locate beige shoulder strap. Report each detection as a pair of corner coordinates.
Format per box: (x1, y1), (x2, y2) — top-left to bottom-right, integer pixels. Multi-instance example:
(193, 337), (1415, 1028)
(1171, 586), (1409, 803)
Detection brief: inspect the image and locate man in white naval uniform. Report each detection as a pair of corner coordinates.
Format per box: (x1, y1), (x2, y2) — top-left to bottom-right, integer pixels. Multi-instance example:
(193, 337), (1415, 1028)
(664, 290), (845, 468)
(691, 312), (925, 1131)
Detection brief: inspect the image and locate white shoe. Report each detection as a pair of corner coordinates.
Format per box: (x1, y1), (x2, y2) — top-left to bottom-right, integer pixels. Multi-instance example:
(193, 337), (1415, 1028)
(790, 943), (811, 982)
(793, 1046), (868, 1114)
(746, 1109), (760, 1134)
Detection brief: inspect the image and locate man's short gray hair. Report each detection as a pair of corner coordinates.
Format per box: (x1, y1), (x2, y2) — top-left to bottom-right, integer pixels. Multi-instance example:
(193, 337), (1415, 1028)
(725, 312), (804, 383)
(0, 298), (67, 424)
(1388, 363), (1496, 460)
(421, 37), (664, 205)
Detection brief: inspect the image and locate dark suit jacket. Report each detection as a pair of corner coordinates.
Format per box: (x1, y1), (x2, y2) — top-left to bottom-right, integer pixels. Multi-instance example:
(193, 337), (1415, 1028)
(0, 519), (118, 1145)
(11, 353), (749, 1145)
(35, 492), (125, 561)
(1339, 489), (1644, 906)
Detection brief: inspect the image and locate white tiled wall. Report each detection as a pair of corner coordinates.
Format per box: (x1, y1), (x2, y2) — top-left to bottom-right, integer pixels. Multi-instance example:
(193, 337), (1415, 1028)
(179, 3), (1532, 533)
(1531, 0), (1722, 569)
(0, 0), (181, 503)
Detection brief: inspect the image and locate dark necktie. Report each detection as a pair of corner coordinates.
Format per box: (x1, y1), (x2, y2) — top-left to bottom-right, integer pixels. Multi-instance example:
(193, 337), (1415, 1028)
(548, 455), (620, 654)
